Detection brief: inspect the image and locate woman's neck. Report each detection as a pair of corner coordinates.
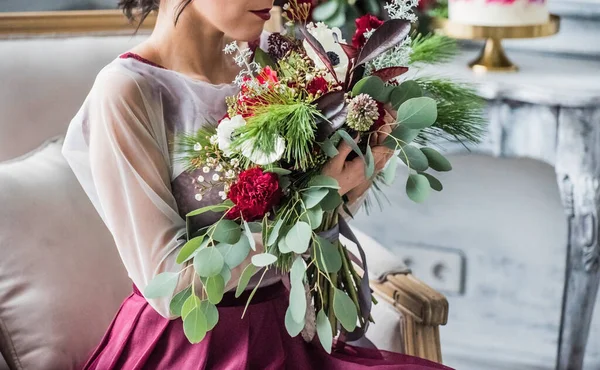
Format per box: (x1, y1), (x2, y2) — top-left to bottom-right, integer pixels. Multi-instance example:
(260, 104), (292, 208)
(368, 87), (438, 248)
(138, 5), (238, 84)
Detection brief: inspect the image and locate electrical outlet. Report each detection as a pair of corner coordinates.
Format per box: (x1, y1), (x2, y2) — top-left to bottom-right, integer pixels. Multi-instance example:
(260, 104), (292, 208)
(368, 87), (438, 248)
(396, 245), (466, 295)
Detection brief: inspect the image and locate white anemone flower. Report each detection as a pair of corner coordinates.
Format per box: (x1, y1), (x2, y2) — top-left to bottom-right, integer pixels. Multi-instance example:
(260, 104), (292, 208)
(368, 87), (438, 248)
(241, 136), (286, 166)
(216, 115), (246, 156)
(302, 22), (349, 83)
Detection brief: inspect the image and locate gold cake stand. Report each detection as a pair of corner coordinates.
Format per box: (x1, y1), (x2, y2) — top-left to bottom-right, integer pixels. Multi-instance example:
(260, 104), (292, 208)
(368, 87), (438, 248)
(433, 15), (560, 72)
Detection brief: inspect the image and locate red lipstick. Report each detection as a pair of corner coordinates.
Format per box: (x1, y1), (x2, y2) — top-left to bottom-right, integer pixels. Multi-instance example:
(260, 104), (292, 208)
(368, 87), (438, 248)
(251, 8), (272, 21)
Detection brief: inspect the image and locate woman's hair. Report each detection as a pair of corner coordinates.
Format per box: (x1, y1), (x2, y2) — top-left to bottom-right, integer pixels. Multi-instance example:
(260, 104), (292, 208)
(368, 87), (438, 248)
(118, 0), (193, 26)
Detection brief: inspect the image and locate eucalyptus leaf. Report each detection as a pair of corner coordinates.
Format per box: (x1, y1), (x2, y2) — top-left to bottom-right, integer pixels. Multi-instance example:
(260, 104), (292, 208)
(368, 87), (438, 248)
(308, 175), (340, 190)
(302, 188), (330, 209)
(144, 272), (179, 299)
(406, 174), (431, 203)
(169, 286), (192, 317)
(212, 219), (242, 244)
(247, 222), (262, 233)
(289, 282), (307, 323)
(266, 167), (292, 176)
(267, 219), (284, 247)
(194, 247), (225, 277)
(384, 125), (420, 150)
(320, 190), (342, 212)
(205, 275), (225, 305)
(243, 220), (256, 251)
(285, 306), (305, 337)
(398, 97), (438, 129)
(183, 307), (208, 344)
(314, 236), (342, 273)
(254, 47), (276, 69)
(325, 4), (347, 28)
(284, 222), (312, 254)
(186, 203), (230, 217)
(217, 236), (251, 269)
(290, 256), (307, 284)
(176, 235), (205, 264)
(421, 172), (443, 192)
(398, 145), (429, 172)
(251, 253), (278, 267)
(312, 0), (340, 21)
(236, 264), (257, 298)
(318, 139), (339, 158)
(365, 145), (375, 179)
(305, 206), (324, 230)
(351, 76), (388, 102)
(337, 130), (364, 163)
(390, 81), (423, 110)
(382, 156), (399, 185)
(354, 19), (411, 68)
(181, 294), (201, 320)
(333, 288), (358, 332)
(220, 265), (232, 285)
(278, 237), (292, 253)
(199, 300), (219, 331)
(316, 310), (333, 354)
(421, 147), (452, 172)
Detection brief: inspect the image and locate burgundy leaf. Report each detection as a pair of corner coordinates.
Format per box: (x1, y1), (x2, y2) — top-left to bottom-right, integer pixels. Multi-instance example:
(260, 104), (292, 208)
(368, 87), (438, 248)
(299, 25), (338, 82)
(315, 105), (348, 142)
(333, 33), (359, 60)
(354, 19), (411, 69)
(371, 67), (409, 82)
(314, 91), (345, 119)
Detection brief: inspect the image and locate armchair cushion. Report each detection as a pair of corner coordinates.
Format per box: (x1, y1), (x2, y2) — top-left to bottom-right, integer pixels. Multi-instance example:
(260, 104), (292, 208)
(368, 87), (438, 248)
(0, 136), (130, 370)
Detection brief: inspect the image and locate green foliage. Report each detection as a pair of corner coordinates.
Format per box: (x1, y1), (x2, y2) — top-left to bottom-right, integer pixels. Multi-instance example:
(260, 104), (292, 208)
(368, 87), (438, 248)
(172, 127), (217, 173)
(406, 173), (431, 203)
(251, 253), (278, 267)
(316, 309), (333, 353)
(194, 247), (225, 278)
(416, 77), (486, 145)
(397, 97), (438, 129)
(205, 275), (225, 304)
(285, 306), (305, 337)
(169, 287), (192, 317)
(333, 288), (358, 332)
(144, 272), (178, 299)
(235, 264), (257, 298)
(212, 219), (241, 244)
(410, 33), (457, 65)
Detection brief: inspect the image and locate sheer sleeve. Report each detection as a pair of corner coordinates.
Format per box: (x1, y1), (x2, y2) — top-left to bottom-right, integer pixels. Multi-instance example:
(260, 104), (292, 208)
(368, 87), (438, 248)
(63, 68), (194, 319)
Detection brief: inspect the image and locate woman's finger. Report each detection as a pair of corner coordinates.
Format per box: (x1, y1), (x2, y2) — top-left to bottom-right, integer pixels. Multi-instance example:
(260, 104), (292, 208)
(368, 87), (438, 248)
(377, 121), (393, 146)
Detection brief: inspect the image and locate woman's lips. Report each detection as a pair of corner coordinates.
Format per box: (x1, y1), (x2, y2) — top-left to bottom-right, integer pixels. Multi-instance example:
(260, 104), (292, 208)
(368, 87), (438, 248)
(251, 9), (272, 21)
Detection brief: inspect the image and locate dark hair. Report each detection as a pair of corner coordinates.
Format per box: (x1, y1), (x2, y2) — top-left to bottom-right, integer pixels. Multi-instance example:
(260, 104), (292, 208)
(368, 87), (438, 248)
(118, 0), (193, 27)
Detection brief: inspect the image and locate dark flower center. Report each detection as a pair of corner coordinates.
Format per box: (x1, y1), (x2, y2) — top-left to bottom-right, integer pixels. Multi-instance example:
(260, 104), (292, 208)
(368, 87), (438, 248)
(326, 51), (340, 66)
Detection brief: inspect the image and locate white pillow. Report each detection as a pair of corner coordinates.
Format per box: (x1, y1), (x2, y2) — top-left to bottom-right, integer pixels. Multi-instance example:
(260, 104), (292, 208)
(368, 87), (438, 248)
(0, 136), (130, 370)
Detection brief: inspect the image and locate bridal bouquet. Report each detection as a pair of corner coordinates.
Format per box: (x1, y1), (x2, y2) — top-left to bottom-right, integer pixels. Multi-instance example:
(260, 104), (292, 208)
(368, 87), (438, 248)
(145, 0), (484, 351)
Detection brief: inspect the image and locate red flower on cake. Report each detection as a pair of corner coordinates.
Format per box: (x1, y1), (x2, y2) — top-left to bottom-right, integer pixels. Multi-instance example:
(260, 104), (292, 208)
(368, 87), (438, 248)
(225, 168), (282, 221)
(352, 15), (384, 49)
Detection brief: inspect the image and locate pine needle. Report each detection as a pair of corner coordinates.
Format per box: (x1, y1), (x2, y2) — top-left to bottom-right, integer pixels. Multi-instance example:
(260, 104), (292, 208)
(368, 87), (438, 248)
(416, 77), (486, 144)
(410, 33), (457, 65)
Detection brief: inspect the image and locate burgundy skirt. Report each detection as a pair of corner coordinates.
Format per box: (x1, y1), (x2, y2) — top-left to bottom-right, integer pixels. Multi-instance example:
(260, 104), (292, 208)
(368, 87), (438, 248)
(82, 282), (453, 370)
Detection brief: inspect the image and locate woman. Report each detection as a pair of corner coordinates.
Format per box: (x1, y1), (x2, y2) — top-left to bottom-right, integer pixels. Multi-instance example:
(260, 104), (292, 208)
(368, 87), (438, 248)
(62, 0), (452, 369)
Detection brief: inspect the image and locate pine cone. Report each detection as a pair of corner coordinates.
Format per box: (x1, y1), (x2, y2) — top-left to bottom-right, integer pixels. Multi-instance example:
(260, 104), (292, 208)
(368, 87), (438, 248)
(268, 33), (297, 61)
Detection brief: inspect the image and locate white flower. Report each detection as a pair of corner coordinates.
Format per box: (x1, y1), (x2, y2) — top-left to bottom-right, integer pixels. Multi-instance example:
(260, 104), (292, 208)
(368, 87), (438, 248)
(230, 158), (240, 168)
(218, 191), (227, 200)
(240, 136), (286, 166)
(302, 22), (349, 83)
(195, 194), (203, 201)
(197, 175), (205, 182)
(215, 164), (224, 172)
(194, 142), (202, 151)
(225, 170), (236, 179)
(212, 174), (221, 182)
(209, 135), (219, 145)
(216, 115), (247, 156)
(202, 167), (210, 173)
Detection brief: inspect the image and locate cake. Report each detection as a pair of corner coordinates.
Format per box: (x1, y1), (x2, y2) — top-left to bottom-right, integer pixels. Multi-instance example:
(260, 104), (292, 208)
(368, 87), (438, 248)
(449, 0), (550, 26)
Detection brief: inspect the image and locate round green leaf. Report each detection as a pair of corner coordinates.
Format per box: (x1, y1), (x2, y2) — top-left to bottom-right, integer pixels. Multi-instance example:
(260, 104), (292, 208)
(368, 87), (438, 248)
(289, 282), (306, 323)
(398, 145), (429, 172)
(247, 222), (262, 233)
(302, 188), (330, 209)
(316, 310), (333, 354)
(365, 145), (375, 179)
(181, 294), (201, 320)
(384, 125), (420, 150)
(212, 220), (242, 244)
(284, 222), (312, 254)
(169, 286), (192, 317)
(205, 275), (225, 305)
(421, 172), (443, 192)
(333, 289), (358, 332)
(251, 253), (278, 267)
(382, 156), (398, 185)
(306, 206), (324, 230)
(236, 264), (257, 298)
(406, 174), (431, 203)
(278, 237), (292, 253)
(266, 167), (292, 176)
(421, 147), (452, 172)
(320, 190), (342, 212)
(267, 219), (284, 247)
(194, 247), (225, 277)
(285, 306), (305, 337)
(199, 301), (219, 331)
(144, 272), (178, 299)
(290, 256), (307, 284)
(390, 81), (423, 110)
(217, 236), (251, 269)
(176, 235), (205, 264)
(308, 175), (340, 190)
(351, 76), (388, 102)
(243, 220), (257, 251)
(314, 236), (342, 273)
(398, 97), (438, 129)
(312, 0), (339, 21)
(183, 307), (208, 344)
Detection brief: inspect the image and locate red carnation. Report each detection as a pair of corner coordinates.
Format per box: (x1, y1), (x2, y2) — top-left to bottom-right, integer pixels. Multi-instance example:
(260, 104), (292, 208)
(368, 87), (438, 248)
(225, 168), (282, 221)
(306, 76), (329, 96)
(352, 15), (384, 49)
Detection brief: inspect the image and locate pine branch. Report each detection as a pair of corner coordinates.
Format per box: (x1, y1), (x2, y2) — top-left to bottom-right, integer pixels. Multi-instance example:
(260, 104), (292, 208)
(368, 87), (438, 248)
(410, 33), (457, 65)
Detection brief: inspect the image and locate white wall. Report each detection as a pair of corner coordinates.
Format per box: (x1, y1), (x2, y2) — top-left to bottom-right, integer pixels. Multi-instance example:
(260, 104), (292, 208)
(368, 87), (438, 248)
(352, 155), (600, 369)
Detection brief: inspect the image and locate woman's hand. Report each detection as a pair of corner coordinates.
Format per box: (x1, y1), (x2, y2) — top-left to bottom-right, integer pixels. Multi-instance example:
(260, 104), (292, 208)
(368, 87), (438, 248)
(322, 105), (397, 203)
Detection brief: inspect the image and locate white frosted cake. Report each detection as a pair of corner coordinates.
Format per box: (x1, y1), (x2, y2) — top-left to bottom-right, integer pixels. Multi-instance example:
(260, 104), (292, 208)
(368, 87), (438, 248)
(449, 0), (549, 26)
